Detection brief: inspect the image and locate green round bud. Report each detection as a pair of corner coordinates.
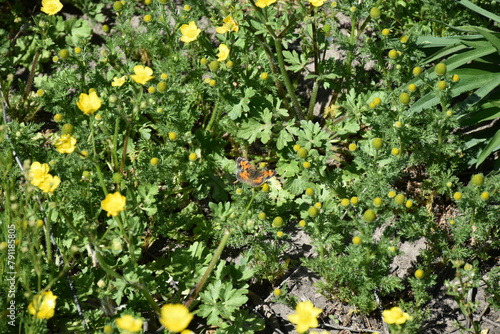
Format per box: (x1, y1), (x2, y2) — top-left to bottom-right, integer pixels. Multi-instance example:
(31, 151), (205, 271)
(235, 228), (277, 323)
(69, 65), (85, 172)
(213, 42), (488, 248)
(209, 60), (220, 72)
(272, 216), (283, 227)
(372, 138), (383, 150)
(471, 174), (484, 186)
(308, 206), (319, 217)
(363, 209), (376, 222)
(113, 1), (123, 11)
(112, 172), (122, 183)
(61, 123), (74, 134)
(434, 63), (447, 76)
(369, 7), (381, 19)
(399, 92), (410, 104)
(297, 147), (309, 158)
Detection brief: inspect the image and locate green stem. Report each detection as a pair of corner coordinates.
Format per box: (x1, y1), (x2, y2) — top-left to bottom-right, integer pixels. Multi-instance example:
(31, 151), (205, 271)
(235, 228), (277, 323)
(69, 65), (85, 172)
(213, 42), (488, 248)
(273, 37), (305, 120)
(93, 160), (108, 196)
(307, 80), (320, 120)
(307, 8), (321, 120)
(184, 229), (232, 309)
(112, 117), (120, 169)
(184, 190), (256, 309)
(205, 101), (220, 132)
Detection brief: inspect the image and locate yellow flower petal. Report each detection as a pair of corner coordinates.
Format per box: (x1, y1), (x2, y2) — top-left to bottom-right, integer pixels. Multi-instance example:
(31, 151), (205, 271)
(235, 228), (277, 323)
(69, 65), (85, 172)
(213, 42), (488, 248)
(41, 0), (63, 15)
(159, 304), (194, 333)
(130, 65), (155, 85)
(116, 314), (143, 332)
(76, 91), (102, 115)
(101, 192), (127, 217)
(179, 21), (201, 44)
(217, 44), (230, 62)
(28, 291), (58, 319)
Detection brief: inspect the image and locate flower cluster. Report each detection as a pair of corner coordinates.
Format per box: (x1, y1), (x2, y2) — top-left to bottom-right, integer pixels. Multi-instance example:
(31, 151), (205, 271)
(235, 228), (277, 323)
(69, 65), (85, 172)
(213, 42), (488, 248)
(28, 291), (58, 319)
(28, 162), (60, 193)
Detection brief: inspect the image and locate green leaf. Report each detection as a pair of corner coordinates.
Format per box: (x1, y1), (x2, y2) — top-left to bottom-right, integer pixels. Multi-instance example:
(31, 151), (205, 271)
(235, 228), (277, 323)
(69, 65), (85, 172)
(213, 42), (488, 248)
(237, 109), (273, 144)
(457, 73), (500, 114)
(476, 129), (500, 167)
(460, 100), (500, 125)
(473, 27), (500, 55)
(228, 88), (256, 120)
(410, 72), (500, 114)
(456, 0), (500, 23)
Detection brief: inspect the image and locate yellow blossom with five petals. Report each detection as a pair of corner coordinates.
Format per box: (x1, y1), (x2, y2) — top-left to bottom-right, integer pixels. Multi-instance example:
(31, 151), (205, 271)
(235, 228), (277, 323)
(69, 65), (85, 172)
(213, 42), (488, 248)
(130, 65), (155, 85)
(28, 162), (51, 187)
(255, 0), (276, 8)
(159, 304), (194, 333)
(41, 0), (63, 15)
(112, 76), (127, 87)
(28, 162), (60, 193)
(217, 44), (230, 62)
(215, 15), (239, 34)
(101, 192), (127, 217)
(288, 301), (322, 333)
(28, 291), (58, 319)
(36, 174), (61, 193)
(54, 134), (77, 154)
(116, 314), (143, 332)
(76, 91), (102, 115)
(179, 21), (201, 44)
(382, 307), (413, 325)
(309, 0), (325, 6)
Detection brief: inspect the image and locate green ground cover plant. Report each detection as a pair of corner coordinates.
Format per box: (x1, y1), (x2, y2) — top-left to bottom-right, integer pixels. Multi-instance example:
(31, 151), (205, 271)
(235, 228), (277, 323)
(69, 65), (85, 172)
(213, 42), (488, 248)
(1, 0), (499, 333)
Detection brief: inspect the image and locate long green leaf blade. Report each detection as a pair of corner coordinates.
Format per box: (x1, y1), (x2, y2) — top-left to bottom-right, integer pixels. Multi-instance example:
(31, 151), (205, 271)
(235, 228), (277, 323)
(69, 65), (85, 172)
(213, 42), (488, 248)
(476, 129), (500, 167)
(457, 0), (500, 23)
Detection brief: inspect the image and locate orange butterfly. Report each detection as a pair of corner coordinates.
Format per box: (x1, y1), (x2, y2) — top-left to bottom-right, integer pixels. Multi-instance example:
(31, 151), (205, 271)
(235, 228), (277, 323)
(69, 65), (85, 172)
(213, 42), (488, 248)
(235, 157), (276, 187)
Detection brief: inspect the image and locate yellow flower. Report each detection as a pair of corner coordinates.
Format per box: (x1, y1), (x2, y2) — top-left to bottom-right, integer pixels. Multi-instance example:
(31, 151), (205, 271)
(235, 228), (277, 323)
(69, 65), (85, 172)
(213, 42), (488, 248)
(159, 304), (193, 333)
(28, 162), (51, 187)
(54, 134), (77, 154)
(288, 301), (322, 333)
(28, 162), (60, 193)
(41, 0), (63, 15)
(76, 91), (102, 115)
(309, 0), (325, 6)
(130, 65), (154, 85)
(101, 192), (127, 217)
(116, 314), (143, 332)
(112, 76), (127, 87)
(179, 21), (201, 44)
(217, 44), (230, 62)
(37, 174), (61, 193)
(28, 291), (57, 319)
(382, 307), (413, 325)
(215, 15), (239, 34)
(255, 0), (276, 8)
